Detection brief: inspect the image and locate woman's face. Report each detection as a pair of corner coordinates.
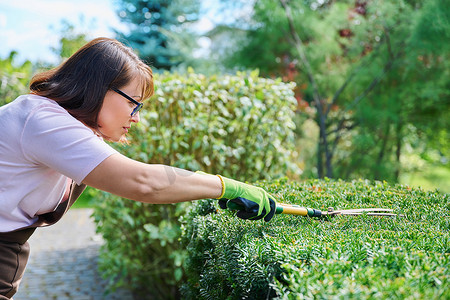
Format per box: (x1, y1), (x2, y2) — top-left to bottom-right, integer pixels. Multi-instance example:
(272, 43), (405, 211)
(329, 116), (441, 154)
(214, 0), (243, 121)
(97, 77), (142, 142)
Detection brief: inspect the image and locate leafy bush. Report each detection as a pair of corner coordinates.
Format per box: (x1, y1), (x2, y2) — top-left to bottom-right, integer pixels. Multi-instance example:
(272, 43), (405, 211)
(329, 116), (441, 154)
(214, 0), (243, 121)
(136, 69), (298, 181)
(92, 70), (298, 299)
(0, 52), (33, 106)
(180, 178), (449, 299)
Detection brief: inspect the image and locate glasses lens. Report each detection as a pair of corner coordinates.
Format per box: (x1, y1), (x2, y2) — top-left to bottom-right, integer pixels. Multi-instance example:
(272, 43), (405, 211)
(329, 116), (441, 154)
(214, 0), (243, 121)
(131, 103), (143, 116)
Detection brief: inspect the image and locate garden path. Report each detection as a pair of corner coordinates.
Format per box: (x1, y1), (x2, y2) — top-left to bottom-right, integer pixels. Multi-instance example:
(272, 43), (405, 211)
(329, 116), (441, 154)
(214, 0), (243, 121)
(14, 209), (134, 300)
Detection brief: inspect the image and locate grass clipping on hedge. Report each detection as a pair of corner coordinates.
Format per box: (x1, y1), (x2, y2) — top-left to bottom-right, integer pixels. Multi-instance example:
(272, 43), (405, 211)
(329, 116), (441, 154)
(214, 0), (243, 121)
(180, 178), (449, 299)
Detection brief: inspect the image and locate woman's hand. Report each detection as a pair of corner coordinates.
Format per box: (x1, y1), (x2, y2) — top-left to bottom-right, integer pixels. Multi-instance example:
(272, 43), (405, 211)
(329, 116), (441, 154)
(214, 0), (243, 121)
(217, 175), (277, 222)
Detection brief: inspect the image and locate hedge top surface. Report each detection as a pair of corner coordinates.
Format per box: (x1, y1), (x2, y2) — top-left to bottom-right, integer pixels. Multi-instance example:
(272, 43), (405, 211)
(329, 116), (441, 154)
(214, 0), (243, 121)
(181, 178), (449, 299)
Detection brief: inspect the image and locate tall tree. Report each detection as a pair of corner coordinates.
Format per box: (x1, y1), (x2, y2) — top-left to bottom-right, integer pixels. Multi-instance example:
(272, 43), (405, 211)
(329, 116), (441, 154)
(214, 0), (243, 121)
(219, 0), (449, 181)
(337, 0), (450, 181)
(115, 0), (200, 70)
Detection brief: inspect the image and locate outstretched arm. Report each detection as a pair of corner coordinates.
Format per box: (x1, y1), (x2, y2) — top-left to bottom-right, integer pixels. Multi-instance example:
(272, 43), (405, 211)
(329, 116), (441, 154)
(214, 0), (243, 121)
(82, 153), (222, 204)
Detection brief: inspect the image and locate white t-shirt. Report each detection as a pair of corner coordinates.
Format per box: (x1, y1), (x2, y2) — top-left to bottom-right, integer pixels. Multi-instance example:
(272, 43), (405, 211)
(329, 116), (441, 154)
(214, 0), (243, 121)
(0, 94), (118, 232)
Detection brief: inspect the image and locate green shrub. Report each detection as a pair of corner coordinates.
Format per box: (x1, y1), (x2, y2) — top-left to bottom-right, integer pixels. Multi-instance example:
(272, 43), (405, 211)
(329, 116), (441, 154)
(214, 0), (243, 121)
(180, 178), (449, 299)
(135, 69), (298, 181)
(0, 52), (33, 106)
(92, 70), (298, 299)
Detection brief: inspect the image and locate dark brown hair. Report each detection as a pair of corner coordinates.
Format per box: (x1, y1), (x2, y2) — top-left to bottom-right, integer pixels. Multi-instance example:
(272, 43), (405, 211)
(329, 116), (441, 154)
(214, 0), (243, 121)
(30, 37), (154, 129)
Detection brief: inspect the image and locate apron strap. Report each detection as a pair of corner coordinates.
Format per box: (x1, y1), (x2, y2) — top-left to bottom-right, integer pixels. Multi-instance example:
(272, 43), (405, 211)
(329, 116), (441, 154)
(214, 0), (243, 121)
(31, 181), (87, 228)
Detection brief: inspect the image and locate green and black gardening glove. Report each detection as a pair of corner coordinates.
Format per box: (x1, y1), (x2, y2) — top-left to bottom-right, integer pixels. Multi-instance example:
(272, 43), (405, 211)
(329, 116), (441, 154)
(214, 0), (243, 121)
(217, 175), (277, 222)
(196, 171), (277, 221)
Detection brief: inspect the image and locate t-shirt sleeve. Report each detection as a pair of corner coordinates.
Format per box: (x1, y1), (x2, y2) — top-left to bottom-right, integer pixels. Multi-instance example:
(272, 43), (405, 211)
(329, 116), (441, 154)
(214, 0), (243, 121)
(21, 104), (118, 185)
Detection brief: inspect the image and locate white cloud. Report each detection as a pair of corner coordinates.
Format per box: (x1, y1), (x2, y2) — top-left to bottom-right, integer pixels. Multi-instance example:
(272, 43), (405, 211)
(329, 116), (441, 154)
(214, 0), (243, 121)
(0, 13), (6, 28)
(191, 17), (214, 34)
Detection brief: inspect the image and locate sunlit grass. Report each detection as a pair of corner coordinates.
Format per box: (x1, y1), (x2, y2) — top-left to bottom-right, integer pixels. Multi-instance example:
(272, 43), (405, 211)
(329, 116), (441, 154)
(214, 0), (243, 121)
(72, 187), (98, 209)
(400, 164), (450, 194)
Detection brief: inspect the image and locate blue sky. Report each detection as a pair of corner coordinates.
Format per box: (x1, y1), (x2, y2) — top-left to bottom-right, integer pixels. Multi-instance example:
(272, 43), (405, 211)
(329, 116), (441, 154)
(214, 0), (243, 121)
(0, 0), (216, 64)
(0, 0), (129, 63)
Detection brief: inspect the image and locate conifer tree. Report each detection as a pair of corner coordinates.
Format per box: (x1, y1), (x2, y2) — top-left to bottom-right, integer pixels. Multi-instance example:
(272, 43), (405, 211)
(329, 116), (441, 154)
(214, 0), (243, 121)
(115, 0), (199, 70)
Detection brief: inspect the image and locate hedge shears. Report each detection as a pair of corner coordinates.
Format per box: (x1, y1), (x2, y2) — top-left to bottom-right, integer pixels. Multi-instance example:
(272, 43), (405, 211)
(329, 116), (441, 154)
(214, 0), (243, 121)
(227, 202), (402, 218)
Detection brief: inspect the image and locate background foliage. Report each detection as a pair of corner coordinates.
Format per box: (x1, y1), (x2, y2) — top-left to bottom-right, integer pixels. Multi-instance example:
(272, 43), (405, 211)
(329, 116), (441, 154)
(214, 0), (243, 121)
(181, 178), (449, 299)
(210, 0), (449, 184)
(1, 0), (448, 191)
(92, 70), (298, 299)
(0, 52), (33, 106)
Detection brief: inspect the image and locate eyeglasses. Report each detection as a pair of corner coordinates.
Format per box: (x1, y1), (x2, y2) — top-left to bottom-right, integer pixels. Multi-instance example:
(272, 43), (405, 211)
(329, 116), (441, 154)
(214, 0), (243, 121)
(112, 88), (144, 117)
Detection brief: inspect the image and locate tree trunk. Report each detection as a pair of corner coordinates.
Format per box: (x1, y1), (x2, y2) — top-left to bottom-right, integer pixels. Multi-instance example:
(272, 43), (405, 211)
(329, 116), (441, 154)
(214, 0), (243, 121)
(280, 0), (333, 178)
(375, 124), (391, 180)
(394, 122), (402, 181)
(317, 137), (324, 178)
(279, 0), (401, 180)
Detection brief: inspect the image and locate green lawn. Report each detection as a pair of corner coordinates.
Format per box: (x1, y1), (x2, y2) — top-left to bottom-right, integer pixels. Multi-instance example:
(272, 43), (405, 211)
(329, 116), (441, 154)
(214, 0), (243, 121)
(72, 186), (98, 208)
(400, 164), (450, 194)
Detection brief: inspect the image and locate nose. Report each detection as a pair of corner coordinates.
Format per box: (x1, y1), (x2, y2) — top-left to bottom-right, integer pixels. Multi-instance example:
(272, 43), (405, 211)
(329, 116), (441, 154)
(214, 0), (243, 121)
(131, 111), (140, 123)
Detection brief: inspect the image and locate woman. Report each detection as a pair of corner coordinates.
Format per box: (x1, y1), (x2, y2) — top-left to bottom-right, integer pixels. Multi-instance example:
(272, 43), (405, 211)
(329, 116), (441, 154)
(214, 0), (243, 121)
(0, 37), (276, 299)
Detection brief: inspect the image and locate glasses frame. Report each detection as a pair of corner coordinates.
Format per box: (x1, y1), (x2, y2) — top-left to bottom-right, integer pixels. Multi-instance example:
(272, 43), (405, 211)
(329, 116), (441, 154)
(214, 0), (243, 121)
(112, 88), (143, 117)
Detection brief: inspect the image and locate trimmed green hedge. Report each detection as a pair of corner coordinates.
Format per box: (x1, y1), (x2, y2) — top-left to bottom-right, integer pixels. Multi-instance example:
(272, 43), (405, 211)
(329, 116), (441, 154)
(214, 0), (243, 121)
(93, 70), (298, 299)
(180, 178), (449, 299)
